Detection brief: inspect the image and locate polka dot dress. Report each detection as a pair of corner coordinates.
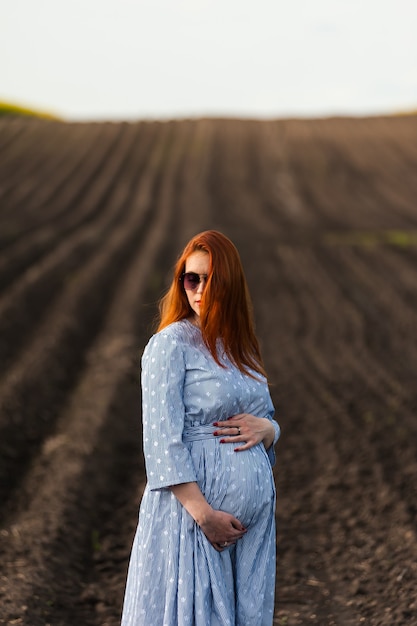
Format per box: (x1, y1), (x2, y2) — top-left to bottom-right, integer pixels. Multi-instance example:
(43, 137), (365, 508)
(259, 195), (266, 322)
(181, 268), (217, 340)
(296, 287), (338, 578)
(121, 320), (280, 626)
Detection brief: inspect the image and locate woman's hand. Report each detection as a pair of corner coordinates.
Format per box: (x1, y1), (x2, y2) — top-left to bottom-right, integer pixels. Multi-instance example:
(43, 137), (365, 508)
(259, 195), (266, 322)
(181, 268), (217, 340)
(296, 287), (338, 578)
(169, 482), (246, 551)
(199, 509), (247, 552)
(213, 413), (275, 451)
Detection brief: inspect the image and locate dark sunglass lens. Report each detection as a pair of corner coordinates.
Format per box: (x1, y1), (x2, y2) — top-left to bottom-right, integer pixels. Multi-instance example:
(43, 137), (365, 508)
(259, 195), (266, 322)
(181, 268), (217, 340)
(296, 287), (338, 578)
(183, 272), (200, 290)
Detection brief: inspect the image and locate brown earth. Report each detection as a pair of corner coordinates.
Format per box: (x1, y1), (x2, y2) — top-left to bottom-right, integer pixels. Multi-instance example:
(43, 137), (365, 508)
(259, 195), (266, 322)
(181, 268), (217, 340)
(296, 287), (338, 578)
(0, 115), (417, 626)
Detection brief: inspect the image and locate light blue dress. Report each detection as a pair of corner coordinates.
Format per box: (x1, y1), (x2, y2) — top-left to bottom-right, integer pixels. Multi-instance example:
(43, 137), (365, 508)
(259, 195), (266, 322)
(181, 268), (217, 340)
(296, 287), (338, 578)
(121, 319), (280, 626)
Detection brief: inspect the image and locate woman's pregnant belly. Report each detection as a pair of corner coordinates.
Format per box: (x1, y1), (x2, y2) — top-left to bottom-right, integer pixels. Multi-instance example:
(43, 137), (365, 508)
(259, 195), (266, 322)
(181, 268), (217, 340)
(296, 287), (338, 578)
(189, 439), (275, 529)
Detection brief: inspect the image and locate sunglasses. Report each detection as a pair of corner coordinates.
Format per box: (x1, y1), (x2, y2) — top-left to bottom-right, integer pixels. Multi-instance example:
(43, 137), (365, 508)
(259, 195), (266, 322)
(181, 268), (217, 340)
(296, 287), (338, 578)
(181, 272), (208, 291)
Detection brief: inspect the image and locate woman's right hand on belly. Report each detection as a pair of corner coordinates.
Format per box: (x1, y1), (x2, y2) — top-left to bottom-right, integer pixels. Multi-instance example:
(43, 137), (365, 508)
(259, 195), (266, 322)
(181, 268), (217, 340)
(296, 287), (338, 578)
(170, 481), (246, 551)
(199, 508), (247, 552)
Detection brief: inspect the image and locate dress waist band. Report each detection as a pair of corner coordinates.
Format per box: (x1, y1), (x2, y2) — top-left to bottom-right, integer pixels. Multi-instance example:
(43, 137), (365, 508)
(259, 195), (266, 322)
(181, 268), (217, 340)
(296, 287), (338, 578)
(182, 424), (215, 442)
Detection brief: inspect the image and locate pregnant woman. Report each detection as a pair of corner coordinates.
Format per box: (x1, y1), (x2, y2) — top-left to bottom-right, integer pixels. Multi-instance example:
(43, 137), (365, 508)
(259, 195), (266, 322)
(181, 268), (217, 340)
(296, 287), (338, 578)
(121, 230), (280, 626)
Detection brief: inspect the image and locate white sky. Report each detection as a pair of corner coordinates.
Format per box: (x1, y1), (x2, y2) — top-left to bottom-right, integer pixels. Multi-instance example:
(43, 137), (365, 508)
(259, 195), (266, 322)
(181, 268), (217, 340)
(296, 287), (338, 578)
(1, 0), (416, 120)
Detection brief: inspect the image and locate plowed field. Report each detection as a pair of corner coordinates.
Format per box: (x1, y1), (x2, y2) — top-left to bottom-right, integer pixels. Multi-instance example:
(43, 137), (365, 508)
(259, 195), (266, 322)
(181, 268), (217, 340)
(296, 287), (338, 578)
(1, 115), (417, 626)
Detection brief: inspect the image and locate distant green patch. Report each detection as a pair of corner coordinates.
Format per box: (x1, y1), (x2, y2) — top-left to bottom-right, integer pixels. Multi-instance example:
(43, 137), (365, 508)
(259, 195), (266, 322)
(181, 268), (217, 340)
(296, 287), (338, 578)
(323, 230), (417, 248)
(91, 528), (101, 552)
(0, 101), (60, 120)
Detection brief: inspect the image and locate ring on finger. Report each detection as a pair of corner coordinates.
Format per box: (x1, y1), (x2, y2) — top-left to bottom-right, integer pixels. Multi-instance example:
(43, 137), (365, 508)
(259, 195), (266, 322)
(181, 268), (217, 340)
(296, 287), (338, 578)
(236, 426), (241, 435)
(221, 541), (228, 547)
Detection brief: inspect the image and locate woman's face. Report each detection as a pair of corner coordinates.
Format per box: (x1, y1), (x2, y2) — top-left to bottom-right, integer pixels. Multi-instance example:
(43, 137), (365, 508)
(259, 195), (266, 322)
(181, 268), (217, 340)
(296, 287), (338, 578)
(184, 250), (210, 318)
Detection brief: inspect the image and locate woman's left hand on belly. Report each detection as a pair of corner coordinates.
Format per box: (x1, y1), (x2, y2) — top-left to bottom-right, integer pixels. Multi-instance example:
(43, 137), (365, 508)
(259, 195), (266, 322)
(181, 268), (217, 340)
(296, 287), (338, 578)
(213, 413), (275, 451)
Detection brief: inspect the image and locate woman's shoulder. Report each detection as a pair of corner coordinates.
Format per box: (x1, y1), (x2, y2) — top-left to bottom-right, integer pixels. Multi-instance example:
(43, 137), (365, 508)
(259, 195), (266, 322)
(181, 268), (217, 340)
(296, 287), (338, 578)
(143, 319), (198, 355)
(153, 319), (195, 341)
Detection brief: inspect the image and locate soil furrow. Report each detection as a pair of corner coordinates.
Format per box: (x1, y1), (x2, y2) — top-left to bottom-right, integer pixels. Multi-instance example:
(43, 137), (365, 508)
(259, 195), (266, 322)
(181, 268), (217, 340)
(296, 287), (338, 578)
(0, 122), (125, 265)
(0, 122), (154, 372)
(316, 246), (417, 398)
(0, 123), (87, 220)
(0, 123), (103, 230)
(0, 118), (29, 158)
(274, 243), (417, 469)
(0, 119), (52, 186)
(279, 245), (410, 404)
(281, 117), (417, 231)
(256, 247), (416, 624)
(173, 119), (216, 242)
(0, 121), (189, 626)
(278, 353), (417, 625)
(295, 358), (417, 625)
(0, 123), (174, 514)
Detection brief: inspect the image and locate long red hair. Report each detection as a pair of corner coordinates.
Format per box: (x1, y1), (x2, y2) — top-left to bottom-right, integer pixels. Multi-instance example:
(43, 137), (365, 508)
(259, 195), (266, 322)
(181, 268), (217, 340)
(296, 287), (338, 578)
(157, 230), (266, 378)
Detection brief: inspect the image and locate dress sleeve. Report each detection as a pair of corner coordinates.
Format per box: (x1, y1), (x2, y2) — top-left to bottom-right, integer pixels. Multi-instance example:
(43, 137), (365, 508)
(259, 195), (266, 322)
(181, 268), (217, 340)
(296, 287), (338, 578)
(264, 392), (280, 467)
(141, 330), (198, 490)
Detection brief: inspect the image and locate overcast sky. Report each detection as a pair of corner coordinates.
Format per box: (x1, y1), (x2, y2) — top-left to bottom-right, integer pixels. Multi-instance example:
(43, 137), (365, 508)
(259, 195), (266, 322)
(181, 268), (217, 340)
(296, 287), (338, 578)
(1, 0), (416, 120)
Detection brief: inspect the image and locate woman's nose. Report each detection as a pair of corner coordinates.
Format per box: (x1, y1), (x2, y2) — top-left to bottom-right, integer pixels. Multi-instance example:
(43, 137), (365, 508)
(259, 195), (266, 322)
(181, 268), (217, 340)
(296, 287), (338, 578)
(196, 278), (206, 294)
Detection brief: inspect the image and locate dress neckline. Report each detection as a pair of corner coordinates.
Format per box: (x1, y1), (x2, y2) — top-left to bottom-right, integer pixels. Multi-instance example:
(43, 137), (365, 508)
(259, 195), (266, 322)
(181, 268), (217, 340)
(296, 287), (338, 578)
(182, 317), (201, 331)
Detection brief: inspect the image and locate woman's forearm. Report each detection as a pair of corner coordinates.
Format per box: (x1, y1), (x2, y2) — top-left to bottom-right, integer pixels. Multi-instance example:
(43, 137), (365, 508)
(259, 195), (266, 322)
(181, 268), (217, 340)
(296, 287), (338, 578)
(170, 482), (213, 526)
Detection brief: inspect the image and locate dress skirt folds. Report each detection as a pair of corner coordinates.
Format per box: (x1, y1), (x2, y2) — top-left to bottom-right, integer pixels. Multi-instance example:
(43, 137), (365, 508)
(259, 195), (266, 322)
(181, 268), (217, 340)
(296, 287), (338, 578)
(121, 320), (280, 626)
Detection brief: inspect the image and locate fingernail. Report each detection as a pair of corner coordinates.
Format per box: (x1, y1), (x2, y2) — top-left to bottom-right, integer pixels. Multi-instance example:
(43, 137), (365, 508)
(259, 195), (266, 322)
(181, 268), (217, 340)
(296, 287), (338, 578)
(227, 416), (233, 420)
(220, 439), (226, 443)
(213, 422), (219, 426)
(234, 448), (240, 452)
(213, 431), (219, 436)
